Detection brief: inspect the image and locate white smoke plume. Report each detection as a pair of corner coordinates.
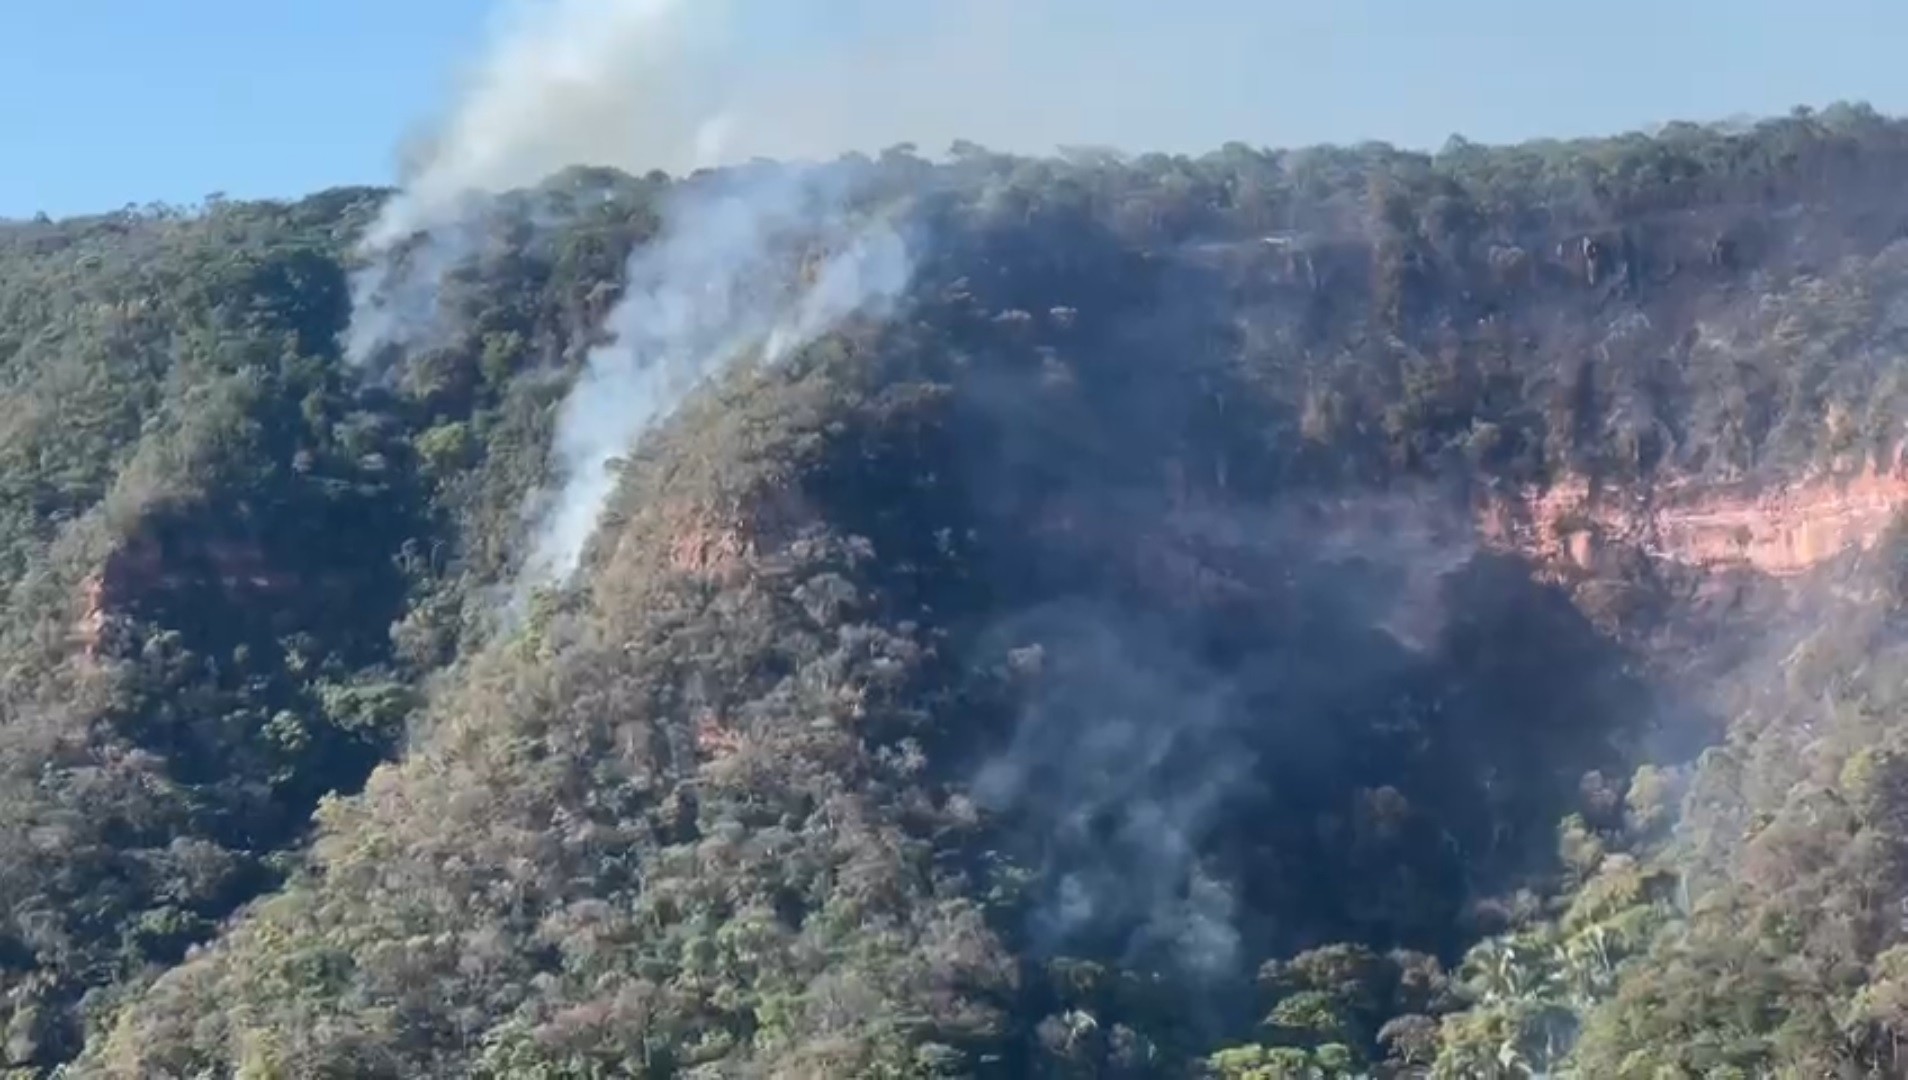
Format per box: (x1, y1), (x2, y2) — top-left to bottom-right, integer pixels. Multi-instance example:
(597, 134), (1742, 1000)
(366, 0), (727, 253)
(344, 0), (724, 368)
(520, 168), (912, 587)
(342, 0), (1297, 367)
(342, 0), (922, 593)
(341, 214), (488, 370)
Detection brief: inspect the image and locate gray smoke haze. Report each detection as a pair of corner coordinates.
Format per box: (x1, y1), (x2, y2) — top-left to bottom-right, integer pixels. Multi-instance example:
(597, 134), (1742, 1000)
(969, 494), (1483, 981)
(973, 612), (1252, 978)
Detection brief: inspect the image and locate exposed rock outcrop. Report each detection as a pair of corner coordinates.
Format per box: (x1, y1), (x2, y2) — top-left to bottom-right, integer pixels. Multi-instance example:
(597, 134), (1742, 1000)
(1478, 462), (1908, 578)
(73, 530), (302, 660)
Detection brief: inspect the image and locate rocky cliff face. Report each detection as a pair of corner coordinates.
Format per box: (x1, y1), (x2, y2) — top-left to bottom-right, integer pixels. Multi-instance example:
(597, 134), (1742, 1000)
(1477, 461), (1908, 579)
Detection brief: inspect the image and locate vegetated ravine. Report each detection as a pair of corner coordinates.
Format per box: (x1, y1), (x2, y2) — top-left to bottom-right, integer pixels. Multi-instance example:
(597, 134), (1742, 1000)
(5, 109), (1908, 1077)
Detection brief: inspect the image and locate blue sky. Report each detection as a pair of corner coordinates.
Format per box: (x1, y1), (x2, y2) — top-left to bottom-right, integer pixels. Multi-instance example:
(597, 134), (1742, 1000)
(5, 0), (1907, 218)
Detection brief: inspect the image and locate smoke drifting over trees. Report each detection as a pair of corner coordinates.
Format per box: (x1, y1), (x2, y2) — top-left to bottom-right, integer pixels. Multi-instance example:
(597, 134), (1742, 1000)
(1, 2), (1907, 1076)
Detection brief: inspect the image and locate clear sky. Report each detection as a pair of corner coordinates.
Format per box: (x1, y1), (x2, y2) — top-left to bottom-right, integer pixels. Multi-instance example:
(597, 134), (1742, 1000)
(5, 0), (1907, 219)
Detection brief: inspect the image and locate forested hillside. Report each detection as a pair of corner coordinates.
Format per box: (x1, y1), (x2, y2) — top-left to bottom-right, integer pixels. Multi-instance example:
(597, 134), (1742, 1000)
(4, 104), (1908, 1076)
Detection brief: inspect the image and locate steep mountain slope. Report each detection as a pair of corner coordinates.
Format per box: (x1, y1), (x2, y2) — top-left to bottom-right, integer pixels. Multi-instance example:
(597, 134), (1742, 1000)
(0, 185), (642, 1068)
(3, 107), (1908, 1076)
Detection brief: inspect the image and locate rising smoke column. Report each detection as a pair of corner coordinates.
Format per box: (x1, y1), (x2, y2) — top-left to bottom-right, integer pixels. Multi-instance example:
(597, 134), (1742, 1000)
(341, 0), (917, 592)
(520, 165), (913, 587)
(343, 0), (725, 368)
(340, 0), (1307, 368)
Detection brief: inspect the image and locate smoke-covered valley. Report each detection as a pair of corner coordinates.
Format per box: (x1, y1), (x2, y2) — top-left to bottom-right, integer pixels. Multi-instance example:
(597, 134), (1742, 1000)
(1, 3), (1908, 1077)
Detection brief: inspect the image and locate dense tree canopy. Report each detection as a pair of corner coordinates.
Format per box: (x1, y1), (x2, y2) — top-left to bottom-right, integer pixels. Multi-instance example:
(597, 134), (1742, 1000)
(0, 105), (1904, 1075)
